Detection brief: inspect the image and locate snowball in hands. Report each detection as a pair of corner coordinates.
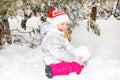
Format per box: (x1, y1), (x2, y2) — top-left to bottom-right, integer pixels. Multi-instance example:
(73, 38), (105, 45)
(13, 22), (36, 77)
(74, 46), (91, 62)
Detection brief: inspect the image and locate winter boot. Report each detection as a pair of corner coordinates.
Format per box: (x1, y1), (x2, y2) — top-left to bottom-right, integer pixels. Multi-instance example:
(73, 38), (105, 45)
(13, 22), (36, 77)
(45, 65), (53, 78)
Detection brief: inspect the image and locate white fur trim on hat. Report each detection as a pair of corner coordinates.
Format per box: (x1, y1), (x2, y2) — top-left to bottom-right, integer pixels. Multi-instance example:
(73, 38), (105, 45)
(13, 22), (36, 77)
(52, 14), (70, 26)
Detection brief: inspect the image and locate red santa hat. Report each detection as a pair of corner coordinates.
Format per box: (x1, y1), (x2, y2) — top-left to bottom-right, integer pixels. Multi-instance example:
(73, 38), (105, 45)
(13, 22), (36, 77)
(48, 8), (70, 26)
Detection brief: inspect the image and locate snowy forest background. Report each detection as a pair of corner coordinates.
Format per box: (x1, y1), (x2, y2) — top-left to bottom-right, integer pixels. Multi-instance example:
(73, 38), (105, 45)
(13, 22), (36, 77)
(0, 0), (120, 47)
(0, 0), (120, 80)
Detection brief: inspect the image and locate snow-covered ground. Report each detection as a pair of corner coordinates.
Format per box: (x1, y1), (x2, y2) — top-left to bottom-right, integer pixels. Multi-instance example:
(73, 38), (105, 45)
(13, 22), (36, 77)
(0, 16), (120, 80)
(71, 16), (120, 80)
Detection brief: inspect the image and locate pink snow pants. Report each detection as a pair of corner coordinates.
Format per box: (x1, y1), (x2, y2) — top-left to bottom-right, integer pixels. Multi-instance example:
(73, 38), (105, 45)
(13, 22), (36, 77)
(50, 61), (84, 76)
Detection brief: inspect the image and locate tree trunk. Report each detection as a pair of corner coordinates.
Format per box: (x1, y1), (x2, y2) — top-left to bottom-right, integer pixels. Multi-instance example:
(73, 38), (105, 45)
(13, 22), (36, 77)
(90, 4), (97, 21)
(116, 0), (120, 9)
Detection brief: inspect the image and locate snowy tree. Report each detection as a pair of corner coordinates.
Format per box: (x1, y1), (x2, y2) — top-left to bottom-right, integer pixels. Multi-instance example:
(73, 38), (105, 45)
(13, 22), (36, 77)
(0, 0), (119, 47)
(116, 0), (120, 9)
(87, 2), (101, 35)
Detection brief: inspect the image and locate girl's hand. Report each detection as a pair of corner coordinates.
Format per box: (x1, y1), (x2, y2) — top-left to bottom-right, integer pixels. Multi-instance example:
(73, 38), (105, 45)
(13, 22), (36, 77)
(74, 56), (83, 65)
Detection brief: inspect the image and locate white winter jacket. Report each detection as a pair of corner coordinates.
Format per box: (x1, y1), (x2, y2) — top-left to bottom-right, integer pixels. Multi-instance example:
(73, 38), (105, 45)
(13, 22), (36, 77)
(41, 23), (75, 65)
(41, 23), (91, 65)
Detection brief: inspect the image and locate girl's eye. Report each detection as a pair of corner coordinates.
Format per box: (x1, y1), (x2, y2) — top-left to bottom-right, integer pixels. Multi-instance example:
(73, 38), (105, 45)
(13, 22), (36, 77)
(64, 24), (68, 26)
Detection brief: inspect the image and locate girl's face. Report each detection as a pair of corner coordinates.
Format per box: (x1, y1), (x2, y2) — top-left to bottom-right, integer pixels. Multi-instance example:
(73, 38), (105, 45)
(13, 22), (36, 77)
(57, 21), (69, 32)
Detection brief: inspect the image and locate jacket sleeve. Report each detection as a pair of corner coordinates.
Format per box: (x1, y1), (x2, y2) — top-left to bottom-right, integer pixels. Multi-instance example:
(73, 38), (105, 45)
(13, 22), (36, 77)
(65, 39), (76, 54)
(43, 35), (75, 62)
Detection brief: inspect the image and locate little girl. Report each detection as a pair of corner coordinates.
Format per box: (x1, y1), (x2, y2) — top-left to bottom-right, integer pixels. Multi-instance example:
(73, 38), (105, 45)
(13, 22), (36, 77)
(41, 8), (91, 79)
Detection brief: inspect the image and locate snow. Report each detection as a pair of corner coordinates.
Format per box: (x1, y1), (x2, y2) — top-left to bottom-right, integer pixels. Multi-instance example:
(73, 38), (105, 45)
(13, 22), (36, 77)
(0, 16), (120, 80)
